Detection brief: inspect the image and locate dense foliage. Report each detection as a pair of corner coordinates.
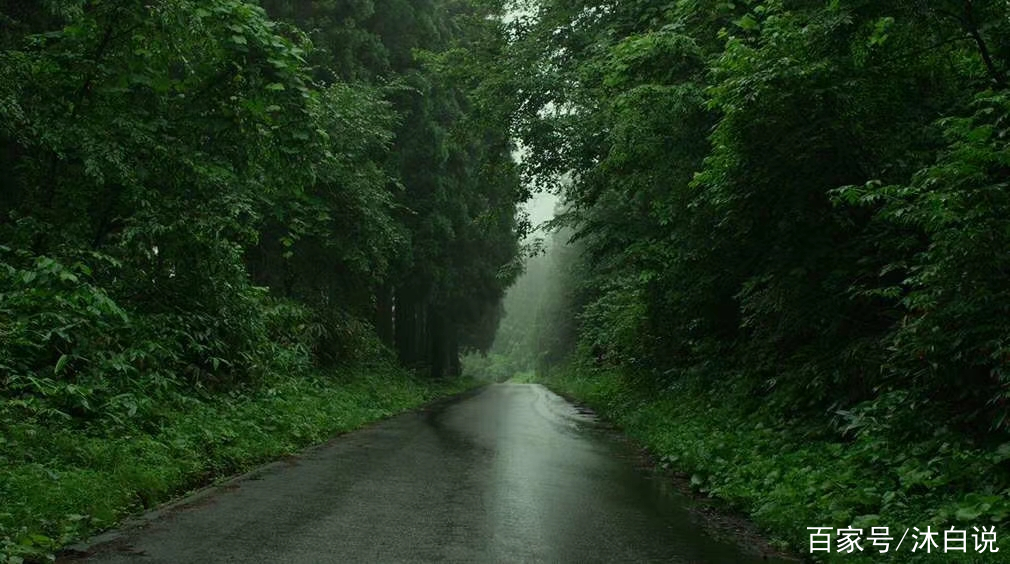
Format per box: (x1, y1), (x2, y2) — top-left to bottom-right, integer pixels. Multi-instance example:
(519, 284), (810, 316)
(540, 364), (1010, 562)
(8, 0), (1010, 559)
(1, 0), (521, 558)
(1, 0), (523, 418)
(496, 0), (1010, 558)
(507, 0), (1010, 438)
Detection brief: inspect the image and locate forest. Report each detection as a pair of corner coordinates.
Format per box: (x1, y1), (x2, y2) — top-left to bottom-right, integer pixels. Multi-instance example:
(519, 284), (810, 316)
(3, 0), (1010, 562)
(490, 0), (1010, 560)
(1, 0), (521, 560)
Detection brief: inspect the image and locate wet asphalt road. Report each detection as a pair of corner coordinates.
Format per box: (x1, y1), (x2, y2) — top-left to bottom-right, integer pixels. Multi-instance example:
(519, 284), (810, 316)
(76, 383), (776, 563)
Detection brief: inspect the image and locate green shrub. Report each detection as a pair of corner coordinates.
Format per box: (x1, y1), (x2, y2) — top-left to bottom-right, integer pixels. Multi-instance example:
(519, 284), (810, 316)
(538, 364), (1010, 562)
(0, 364), (477, 563)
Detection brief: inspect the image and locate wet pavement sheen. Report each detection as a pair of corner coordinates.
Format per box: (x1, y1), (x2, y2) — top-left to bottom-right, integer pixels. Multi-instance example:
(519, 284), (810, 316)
(79, 383), (780, 563)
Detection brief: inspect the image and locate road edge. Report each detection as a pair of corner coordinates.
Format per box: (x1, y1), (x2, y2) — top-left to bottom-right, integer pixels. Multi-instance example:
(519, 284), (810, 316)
(57, 383), (489, 560)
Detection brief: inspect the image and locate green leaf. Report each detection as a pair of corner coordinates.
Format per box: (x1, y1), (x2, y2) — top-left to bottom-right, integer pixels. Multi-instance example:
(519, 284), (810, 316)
(734, 14), (759, 31)
(955, 506), (983, 522)
(54, 354), (69, 376)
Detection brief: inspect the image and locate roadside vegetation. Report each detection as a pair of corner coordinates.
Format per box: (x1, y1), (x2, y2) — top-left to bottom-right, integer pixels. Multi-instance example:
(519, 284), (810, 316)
(536, 363), (1007, 562)
(8, 0), (1010, 562)
(489, 0), (1010, 561)
(2, 365), (474, 563)
(2, 1), (517, 561)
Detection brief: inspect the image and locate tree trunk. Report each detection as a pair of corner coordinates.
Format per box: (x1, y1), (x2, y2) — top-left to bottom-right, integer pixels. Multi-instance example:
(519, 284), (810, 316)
(963, 0), (1007, 88)
(428, 309), (451, 378)
(375, 284), (394, 347)
(394, 287), (416, 365)
(448, 324), (461, 377)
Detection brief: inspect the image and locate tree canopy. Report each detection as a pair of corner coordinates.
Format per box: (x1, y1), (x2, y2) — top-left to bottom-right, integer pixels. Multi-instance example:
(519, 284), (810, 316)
(502, 0), (1010, 433)
(0, 0), (525, 427)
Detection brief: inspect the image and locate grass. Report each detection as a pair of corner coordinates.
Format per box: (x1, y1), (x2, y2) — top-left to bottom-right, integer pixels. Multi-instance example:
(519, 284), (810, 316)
(0, 364), (477, 563)
(535, 364), (1009, 563)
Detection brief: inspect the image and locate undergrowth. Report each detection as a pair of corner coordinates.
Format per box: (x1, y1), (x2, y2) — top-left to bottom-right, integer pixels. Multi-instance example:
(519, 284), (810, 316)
(537, 363), (1010, 563)
(0, 365), (476, 563)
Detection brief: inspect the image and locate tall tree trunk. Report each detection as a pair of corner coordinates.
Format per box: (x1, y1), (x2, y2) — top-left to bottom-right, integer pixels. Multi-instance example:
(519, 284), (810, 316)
(417, 301), (429, 369)
(428, 309), (456, 378)
(963, 0), (1007, 88)
(375, 284), (394, 347)
(448, 323), (461, 377)
(394, 287), (416, 365)
(429, 310), (446, 378)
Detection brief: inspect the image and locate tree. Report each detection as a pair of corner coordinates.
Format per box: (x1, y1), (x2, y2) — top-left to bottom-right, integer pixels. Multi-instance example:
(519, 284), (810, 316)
(503, 0), (1010, 430)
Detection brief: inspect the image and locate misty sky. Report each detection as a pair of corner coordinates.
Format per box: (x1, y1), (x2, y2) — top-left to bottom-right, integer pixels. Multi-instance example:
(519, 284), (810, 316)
(524, 191), (558, 236)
